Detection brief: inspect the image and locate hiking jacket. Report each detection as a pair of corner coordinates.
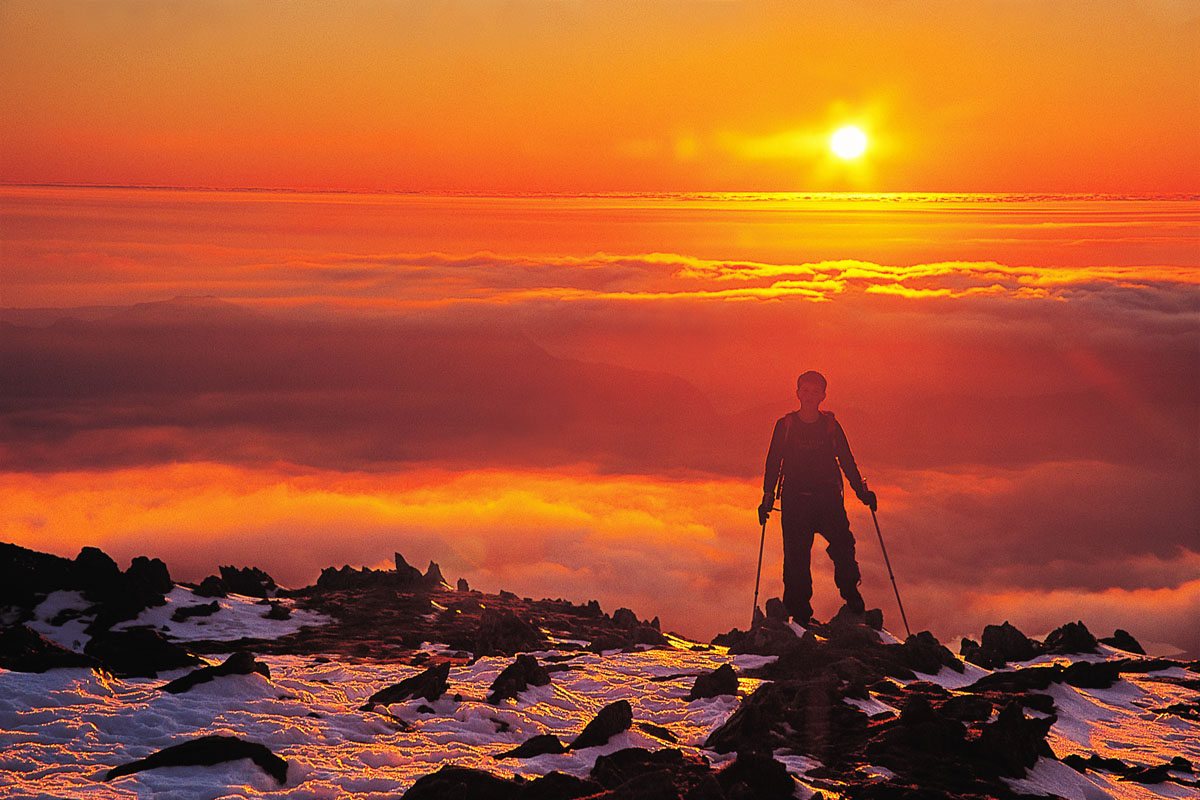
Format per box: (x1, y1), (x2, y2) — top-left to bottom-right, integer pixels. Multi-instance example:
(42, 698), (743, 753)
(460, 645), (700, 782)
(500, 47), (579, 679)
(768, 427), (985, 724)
(762, 410), (866, 499)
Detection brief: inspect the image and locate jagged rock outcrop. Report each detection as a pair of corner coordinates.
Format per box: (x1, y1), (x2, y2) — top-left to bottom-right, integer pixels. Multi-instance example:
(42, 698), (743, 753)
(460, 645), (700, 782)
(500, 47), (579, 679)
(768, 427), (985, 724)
(83, 628), (203, 678)
(172, 600), (220, 622)
(1101, 628), (1146, 654)
(361, 662), (451, 710)
(218, 565), (276, 598)
(104, 735), (287, 784)
(161, 651), (271, 694)
(474, 609), (547, 657)
(488, 654), (551, 704)
(570, 699), (633, 750)
(0, 625), (102, 673)
(687, 663), (738, 701)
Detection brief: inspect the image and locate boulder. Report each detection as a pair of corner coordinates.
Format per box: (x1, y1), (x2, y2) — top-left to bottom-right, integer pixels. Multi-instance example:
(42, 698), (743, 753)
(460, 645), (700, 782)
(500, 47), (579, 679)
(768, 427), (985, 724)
(161, 651), (271, 694)
(361, 662), (451, 710)
(457, 578), (470, 592)
(84, 628), (203, 678)
(519, 771), (603, 800)
(171, 601), (220, 622)
(612, 607), (639, 631)
(1042, 620), (1099, 655)
(1100, 628), (1146, 655)
(0, 541), (73, 609)
(964, 622), (1040, 668)
(896, 631), (964, 675)
(570, 699), (633, 750)
(125, 556), (173, 597)
(104, 735), (287, 785)
(975, 700), (1056, 778)
(764, 597), (788, 622)
(0, 625), (101, 673)
(218, 565), (276, 598)
(590, 747), (712, 793)
(716, 751), (796, 800)
(195, 576), (229, 597)
(401, 765), (518, 800)
(474, 609), (546, 657)
(687, 663), (738, 701)
(494, 733), (567, 759)
(488, 654), (551, 704)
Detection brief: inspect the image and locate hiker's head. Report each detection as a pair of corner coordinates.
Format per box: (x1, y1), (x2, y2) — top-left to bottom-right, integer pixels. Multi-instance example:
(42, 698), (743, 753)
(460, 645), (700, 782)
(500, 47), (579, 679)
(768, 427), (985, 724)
(796, 371), (827, 405)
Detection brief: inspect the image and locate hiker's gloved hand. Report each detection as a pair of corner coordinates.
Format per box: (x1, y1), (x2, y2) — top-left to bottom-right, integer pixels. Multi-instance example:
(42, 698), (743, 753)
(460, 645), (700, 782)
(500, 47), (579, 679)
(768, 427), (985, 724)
(757, 494), (774, 526)
(857, 488), (877, 512)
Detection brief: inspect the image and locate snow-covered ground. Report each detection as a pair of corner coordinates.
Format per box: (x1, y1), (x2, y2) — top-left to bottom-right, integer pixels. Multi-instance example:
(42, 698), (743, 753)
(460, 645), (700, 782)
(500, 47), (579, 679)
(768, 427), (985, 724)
(1, 586), (1196, 799)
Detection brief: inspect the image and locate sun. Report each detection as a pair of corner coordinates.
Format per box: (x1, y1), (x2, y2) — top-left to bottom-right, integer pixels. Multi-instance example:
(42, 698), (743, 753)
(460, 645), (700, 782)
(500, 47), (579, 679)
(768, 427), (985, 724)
(830, 126), (868, 159)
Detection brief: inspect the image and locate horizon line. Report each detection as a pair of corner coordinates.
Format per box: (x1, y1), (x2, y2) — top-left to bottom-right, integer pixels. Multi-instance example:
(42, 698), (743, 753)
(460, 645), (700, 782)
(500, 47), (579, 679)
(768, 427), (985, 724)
(3, 181), (1198, 203)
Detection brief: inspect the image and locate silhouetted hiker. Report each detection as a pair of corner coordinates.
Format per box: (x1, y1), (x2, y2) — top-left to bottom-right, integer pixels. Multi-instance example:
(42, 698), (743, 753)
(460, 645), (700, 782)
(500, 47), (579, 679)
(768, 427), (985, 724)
(759, 371), (877, 625)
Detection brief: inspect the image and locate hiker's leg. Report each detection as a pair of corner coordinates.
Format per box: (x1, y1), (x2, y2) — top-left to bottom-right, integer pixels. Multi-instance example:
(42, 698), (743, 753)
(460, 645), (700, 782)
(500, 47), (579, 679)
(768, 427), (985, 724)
(780, 499), (816, 621)
(822, 499), (864, 611)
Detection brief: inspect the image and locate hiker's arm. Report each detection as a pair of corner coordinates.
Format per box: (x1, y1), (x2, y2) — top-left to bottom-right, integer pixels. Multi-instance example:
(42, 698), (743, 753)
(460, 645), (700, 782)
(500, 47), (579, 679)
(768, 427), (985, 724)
(833, 421), (876, 509)
(759, 419), (785, 523)
(763, 418), (785, 498)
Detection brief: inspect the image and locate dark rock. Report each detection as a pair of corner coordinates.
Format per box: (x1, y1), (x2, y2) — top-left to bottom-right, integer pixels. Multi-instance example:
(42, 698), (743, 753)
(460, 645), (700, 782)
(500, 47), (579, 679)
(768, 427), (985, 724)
(1061, 659), (1122, 689)
(84, 628), (203, 678)
(125, 556), (173, 597)
(474, 609), (547, 657)
(104, 735), (287, 784)
(590, 747), (710, 792)
(361, 662), (451, 709)
(649, 616), (661, 631)
(717, 618), (810, 657)
(218, 565), (276, 598)
(589, 633), (632, 654)
(975, 701), (1055, 778)
(422, 561), (449, 590)
(495, 733), (567, 759)
(518, 771), (602, 800)
(939, 695), (994, 722)
(967, 621), (1040, 668)
(263, 601), (291, 621)
(895, 631), (963, 675)
(73, 546), (124, 602)
(613, 607), (640, 631)
(1100, 629), (1146, 655)
(752, 606), (766, 628)
(457, 578), (470, 592)
(636, 722), (678, 743)
(632, 625), (668, 646)
(570, 699), (633, 749)
(401, 765), (518, 800)
(764, 597), (788, 622)
(161, 651), (271, 694)
(0, 625), (101, 672)
(1043, 620), (1099, 655)
(687, 663), (738, 700)
(864, 607), (885, 630)
(1062, 753), (1131, 774)
(195, 576), (229, 597)
(171, 601), (220, 622)
(704, 681), (789, 754)
(316, 564), (394, 591)
(394, 552), (425, 587)
(716, 751), (795, 800)
(0, 541), (74, 610)
(488, 654), (551, 704)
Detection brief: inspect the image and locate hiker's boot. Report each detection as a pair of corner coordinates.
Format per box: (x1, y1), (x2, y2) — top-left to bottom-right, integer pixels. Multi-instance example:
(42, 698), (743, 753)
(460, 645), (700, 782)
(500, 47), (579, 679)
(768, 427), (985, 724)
(842, 589), (866, 616)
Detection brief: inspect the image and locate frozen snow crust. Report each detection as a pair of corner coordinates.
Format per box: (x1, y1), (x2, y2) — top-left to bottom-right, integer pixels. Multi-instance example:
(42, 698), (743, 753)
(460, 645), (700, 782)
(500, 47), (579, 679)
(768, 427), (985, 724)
(1, 542), (1197, 800)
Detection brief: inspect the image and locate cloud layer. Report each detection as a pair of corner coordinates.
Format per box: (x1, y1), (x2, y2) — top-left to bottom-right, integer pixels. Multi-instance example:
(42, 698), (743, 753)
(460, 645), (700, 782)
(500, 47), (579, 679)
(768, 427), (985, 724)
(2, 188), (1197, 655)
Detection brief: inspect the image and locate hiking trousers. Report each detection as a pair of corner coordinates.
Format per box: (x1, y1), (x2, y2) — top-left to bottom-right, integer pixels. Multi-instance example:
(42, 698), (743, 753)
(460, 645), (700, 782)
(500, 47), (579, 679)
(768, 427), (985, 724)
(779, 489), (862, 620)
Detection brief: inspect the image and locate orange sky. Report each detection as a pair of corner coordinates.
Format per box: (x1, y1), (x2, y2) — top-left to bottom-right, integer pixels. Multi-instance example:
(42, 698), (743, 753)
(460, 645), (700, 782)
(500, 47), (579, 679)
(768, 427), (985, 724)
(2, 0), (1198, 192)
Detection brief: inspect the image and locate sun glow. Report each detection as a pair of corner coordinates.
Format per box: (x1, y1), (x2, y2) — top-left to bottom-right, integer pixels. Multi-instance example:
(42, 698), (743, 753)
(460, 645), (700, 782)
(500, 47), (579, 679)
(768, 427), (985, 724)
(831, 126), (868, 159)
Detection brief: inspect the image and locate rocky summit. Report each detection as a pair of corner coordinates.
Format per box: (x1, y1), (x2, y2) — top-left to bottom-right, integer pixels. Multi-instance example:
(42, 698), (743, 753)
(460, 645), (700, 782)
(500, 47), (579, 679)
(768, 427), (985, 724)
(1, 540), (1197, 799)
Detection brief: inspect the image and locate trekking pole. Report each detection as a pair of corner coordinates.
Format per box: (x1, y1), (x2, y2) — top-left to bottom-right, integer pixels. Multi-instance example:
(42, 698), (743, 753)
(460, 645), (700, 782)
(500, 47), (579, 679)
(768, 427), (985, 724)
(866, 487), (911, 638)
(751, 518), (767, 629)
